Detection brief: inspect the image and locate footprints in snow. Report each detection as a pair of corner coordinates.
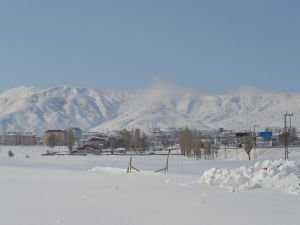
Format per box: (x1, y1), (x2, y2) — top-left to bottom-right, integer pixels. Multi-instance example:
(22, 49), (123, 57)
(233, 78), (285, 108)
(165, 178), (192, 188)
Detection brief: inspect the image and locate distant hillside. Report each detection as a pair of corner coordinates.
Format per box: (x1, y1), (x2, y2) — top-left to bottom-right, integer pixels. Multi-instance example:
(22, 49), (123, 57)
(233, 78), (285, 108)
(0, 83), (299, 134)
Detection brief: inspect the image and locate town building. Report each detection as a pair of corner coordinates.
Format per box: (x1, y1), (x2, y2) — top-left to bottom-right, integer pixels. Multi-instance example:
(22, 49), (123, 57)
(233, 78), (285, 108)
(2, 132), (37, 145)
(43, 130), (66, 146)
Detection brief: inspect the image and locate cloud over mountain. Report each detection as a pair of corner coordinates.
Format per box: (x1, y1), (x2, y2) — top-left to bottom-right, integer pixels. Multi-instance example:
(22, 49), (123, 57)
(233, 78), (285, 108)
(0, 83), (298, 134)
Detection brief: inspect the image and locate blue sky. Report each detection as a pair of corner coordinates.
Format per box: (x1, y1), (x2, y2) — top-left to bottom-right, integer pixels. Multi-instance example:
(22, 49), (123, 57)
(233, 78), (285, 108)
(0, 0), (299, 92)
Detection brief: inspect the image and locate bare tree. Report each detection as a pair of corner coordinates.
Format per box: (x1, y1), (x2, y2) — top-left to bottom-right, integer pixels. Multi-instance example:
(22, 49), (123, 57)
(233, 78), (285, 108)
(193, 131), (202, 159)
(204, 141), (212, 160)
(66, 130), (75, 154)
(134, 128), (141, 151)
(179, 127), (193, 157)
(109, 136), (117, 154)
(47, 133), (56, 148)
(179, 130), (186, 156)
(140, 133), (149, 152)
(116, 129), (132, 151)
(215, 144), (220, 158)
(244, 136), (253, 160)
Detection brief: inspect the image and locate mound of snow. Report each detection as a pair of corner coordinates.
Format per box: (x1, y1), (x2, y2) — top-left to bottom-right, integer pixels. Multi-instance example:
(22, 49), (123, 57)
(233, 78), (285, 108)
(88, 166), (127, 174)
(89, 166), (160, 175)
(199, 160), (300, 194)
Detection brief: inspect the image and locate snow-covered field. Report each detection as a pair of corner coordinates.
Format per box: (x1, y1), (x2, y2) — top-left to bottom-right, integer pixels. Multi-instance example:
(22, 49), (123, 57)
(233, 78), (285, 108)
(0, 145), (299, 225)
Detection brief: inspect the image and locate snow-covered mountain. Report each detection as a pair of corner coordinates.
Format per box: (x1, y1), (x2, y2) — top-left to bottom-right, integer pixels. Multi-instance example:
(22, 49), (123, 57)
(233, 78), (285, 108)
(0, 86), (127, 134)
(94, 83), (300, 132)
(0, 83), (299, 134)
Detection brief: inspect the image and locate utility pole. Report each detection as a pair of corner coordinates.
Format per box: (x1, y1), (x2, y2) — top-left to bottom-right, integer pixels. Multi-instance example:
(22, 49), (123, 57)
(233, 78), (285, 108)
(253, 124), (260, 160)
(284, 113), (293, 160)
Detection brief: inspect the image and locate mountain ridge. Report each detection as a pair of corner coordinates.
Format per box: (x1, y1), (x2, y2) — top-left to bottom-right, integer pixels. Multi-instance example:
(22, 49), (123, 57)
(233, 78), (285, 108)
(0, 84), (299, 134)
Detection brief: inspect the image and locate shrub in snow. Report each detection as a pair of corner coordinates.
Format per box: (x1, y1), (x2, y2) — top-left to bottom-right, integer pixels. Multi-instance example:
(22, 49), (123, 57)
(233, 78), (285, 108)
(199, 160), (300, 194)
(8, 150), (14, 158)
(244, 136), (253, 160)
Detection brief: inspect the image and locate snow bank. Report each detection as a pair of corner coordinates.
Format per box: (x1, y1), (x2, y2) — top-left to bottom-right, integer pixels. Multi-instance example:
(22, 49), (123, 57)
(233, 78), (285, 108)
(89, 166), (160, 175)
(199, 160), (300, 194)
(88, 166), (127, 174)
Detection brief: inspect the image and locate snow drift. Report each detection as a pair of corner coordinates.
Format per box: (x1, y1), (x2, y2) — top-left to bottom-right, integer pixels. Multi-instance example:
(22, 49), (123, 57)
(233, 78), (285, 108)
(199, 160), (300, 194)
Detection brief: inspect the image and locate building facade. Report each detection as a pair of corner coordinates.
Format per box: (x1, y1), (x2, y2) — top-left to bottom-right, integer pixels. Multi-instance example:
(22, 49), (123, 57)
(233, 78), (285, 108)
(44, 130), (66, 146)
(3, 132), (37, 145)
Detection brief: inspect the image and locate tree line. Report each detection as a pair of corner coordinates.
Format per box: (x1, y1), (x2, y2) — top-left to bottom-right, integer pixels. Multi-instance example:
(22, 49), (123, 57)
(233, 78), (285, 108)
(179, 127), (219, 160)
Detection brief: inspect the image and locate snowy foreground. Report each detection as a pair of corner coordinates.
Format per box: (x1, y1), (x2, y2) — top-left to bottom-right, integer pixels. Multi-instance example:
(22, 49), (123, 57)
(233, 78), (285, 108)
(0, 146), (300, 225)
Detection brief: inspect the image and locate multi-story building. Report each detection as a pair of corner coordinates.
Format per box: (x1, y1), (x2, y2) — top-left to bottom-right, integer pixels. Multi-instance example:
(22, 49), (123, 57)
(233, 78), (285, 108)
(21, 133), (37, 145)
(3, 132), (21, 145)
(2, 132), (37, 145)
(44, 130), (66, 146)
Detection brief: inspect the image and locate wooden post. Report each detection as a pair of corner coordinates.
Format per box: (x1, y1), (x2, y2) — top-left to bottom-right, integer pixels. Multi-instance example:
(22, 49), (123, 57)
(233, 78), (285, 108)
(127, 156), (140, 173)
(127, 156), (132, 173)
(165, 151), (170, 173)
(155, 150), (170, 174)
